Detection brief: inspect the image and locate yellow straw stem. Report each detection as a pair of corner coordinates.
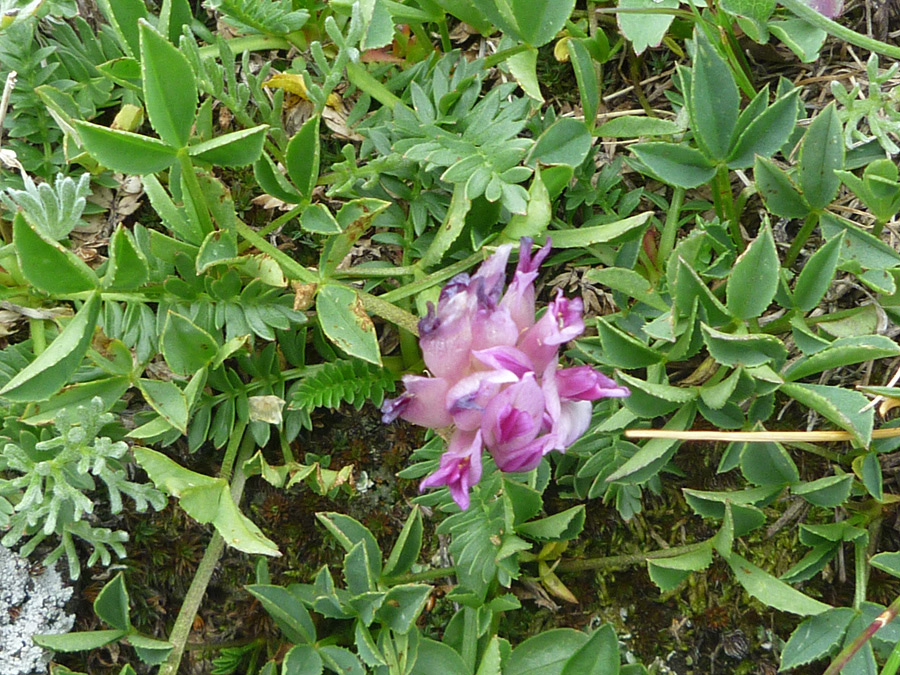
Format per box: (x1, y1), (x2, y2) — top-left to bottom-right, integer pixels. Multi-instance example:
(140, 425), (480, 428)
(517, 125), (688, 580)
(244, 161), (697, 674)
(624, 428), (900, 443)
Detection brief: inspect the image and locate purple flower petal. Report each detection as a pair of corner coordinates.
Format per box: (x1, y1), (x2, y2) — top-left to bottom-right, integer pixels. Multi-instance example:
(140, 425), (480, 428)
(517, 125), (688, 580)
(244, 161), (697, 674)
(419, 429), (484, 510)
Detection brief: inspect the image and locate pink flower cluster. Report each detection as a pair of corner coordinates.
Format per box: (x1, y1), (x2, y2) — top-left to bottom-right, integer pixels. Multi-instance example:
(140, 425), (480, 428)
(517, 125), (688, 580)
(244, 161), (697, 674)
(382, 239), (629, 510)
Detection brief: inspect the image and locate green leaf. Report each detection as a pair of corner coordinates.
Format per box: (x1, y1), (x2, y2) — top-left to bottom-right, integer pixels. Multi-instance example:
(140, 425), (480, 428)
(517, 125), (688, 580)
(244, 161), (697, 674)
(700, 324), (787, 368)
(137, 378), (189, 433)
(196, 230), (239, 274)
(410, 638), (469, 675)
(567, 38), (599, 128)
(300, 203), (342, 234)
(724, 550), (831, 615)
(583, 267), (668, 311)
(792, 474), (853, 507)
(516, 506), (585, 541)
(476, 636), (503, 675)
(282, 644), (323, 675)
(505, 629), (589, 675)
(160, 311), (217, 376)
(382, 506), (423, 578)
(500, 170), (551, 242)
(95, 0), (147, 56)
(561, 624), (620, 675)
(74, 121), (178, 174)
(420, 184), (470, 268)
(94, 573), (131, 631)
(127, 634), (172, 666)
(740, 441), (799, 485)
(286, 115), (321, 200)
(727, 90), (800, 168)
(548, 212), (652, 248)
(315, 285), (381, 366)
(528, 118), (593, 167)
(785, 335), (900, 380)
(13, 213), (99, 294)
(133, 446), (280, 556)
(24, 376), (131, 425)
(630, 143), (716, 188)
(188, 124), (268, 167)
(793, 233), (844, 311)
(798, 103), (844, 210)
(253, 152), (302, 203)
(104, 226), (149, 291)
(142, 174), (203, 244)
(769, 19), (827, 63)
(820, 211), (900, 270)
(781, 608), (856, 670)
(139, 21), (196, 147)
(507, 47), (543, 102)
(617, 371), (697, 417)
(0, 294), (100, 402)
(594, 318), (665, 368)
(607, 404), (695, 482)
(780, 382), (873, 447)
(700, 368), (742, 409)
(376, 584), (432, 633)
(754, 156), (809, 218)
(691, 31), (739, 161)
(596, 116), (682, 138)
(316, 512), (381, 579)
(720, 0), (775, 41)
(616, 0), (677, 55)
(870, 551), (900, 578)
(726, 223), (779, 319)
(321, 199), (391, 274)
(856, 451), (883, 501)
(648, 544), (713, 592)
(246, 585), (316, 644)
(33, 630), (127, 652)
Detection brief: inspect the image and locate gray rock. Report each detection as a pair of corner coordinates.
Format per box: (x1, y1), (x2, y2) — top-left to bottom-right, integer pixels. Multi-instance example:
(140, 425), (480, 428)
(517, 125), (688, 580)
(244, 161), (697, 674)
(0, 544), (74, 675)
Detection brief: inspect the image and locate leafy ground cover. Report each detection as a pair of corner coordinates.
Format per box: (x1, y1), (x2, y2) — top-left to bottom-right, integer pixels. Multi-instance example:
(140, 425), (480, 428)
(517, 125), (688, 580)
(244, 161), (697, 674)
(5, 0), (900, 673)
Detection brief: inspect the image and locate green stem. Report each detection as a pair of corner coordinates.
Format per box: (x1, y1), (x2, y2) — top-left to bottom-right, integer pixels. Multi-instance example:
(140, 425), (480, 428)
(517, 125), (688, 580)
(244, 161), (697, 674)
(779, 0), (900, 59)
(384, 566), (458, 585)
(245, 204), (305, 247)
(483, 43), (531, 68)
(346, 61), (403, 109)
(874, 219), (888, 237)
(825, 593), (900, 675)
(381, 251), (485, 303)
(159, 421), (252, 675)
(715, 165), (742, 249)
(177, 152), (214, 237)
(197, 35), (291, 59)
(556, 541), (708, 573)
(784, 212), (819, 268)
(461, 607), (478, 672)
(854, 539), (868, 610)
(29, 317), (45, 356)
(658, 186), (685, 264)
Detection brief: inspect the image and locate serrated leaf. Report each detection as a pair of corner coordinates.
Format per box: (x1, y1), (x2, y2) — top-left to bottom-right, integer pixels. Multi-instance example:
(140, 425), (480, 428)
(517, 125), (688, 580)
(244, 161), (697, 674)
(139, 21), (196, 147)
(93, 573), (130, 631)
(315, 285), (381, 366)
(798, 103), (844, 210)
(0, 294), (100, 402)
(14, 212), (99, 294)
(160, 312), (217, 376)
(104, 226), (149, 290)
(246, 585), (315, 644)
(74, 121), (178, 174)
(780, 382), (873, 447)
(793, 233), (844, 311)
(725, 550), (831, 615)
(780, 608), (856, 670)
(630, 142), (716, 188)
(188, 124), (268, 167)
(691, 31), (739, 160)
(726, 223), (779, 319)
(286, 115), (321, 200)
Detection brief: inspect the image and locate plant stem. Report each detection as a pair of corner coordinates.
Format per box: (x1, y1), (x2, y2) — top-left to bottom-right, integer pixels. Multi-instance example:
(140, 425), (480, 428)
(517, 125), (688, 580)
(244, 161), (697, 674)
(483, 43), (531, 68)
(658, 186), (685, 263)
(784, 212), (819, 267)
(854, 539), (868, 610)
(29, 317), (45, 356)
(177, 152), (214, 236)
(715, 165), (742, 249)
(241, 203), (305, 250)
(461, 607), (478, 672)
(197, 35), (291, 60)
(825, 593), (900, 675)
(881, 637), (900, 675)
(159, 421), (252, 675)
(556, 541), (708, 573)
(381, 250), (485, 303)
(384, 566), (458, 585)
(779, 0), (900, 60)
(874, 218), (888, 237)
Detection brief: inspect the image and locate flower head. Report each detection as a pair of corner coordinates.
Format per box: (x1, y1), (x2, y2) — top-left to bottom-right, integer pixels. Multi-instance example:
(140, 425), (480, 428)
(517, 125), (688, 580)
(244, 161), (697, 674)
(382, 239), (629, 509)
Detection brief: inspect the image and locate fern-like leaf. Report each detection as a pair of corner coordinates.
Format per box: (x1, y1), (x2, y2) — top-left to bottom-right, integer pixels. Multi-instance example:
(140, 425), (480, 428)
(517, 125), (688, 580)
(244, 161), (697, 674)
(205, 0), (309, 37)
(290, 359), (396, 413)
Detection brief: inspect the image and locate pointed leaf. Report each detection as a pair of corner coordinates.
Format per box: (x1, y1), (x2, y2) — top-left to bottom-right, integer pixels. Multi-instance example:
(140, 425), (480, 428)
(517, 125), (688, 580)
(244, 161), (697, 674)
(315, 285), (381, 366)
(14, 213), (99, 293)
(726, 223), (779, 319)
(74, 121), (178, 174)
(105, 226), (149, 290)
(286, 116), (321, 200)
(139, 21), (196, 147)
(691, 31), (739, 160)
(161, 312), (217, 376)
(798, 103), (844, 210)
(188, 124), (268, 167)
(0, 294), (100, 402)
